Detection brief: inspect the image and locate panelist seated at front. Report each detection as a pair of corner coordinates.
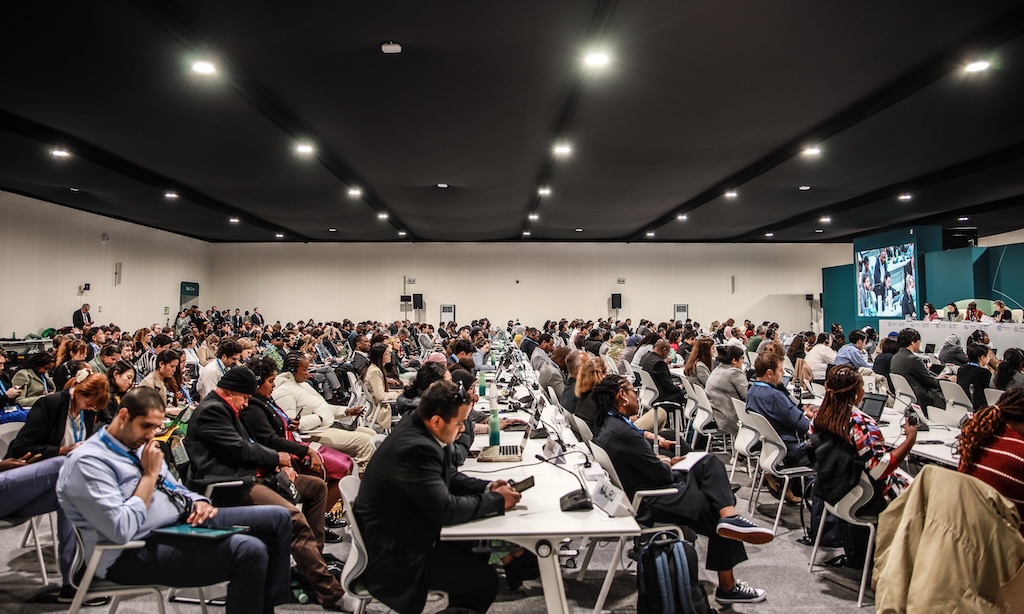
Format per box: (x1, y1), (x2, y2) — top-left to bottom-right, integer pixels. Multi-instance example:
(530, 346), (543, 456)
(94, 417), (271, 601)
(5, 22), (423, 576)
(354, 380), (520, 614)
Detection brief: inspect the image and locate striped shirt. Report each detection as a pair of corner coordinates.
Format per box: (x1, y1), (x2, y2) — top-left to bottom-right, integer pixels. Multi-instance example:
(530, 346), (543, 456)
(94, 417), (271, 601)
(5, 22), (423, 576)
(964, 425), (1024, 535)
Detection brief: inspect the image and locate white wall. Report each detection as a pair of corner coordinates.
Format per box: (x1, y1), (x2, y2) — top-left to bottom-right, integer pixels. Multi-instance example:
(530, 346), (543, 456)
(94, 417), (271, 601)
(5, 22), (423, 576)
(207, 241), (852, 333)
(0, 191), (211, 337)
(979, 228), (1024, 247)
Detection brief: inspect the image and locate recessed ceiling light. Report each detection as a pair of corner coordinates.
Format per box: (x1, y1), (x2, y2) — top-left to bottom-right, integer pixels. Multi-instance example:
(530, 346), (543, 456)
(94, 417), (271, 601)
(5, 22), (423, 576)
(398, 231), (407, 236)
(381, 41), (402, 54)
(164, 191), (178, 199)
(553, 144), (572, 156)
(799, 185), (811, 191)
(69, 187), (80, 192)
(50, 149), (70, 157)
(820, 216), (831, 223)
(348, 188), (362, 197)
(537, 187), (551, 196)
(584, 53), (609, 66)
(296, 144), (314, 154)
(646, 232), (655, 237)
(802, 147), (821, 156)
(436, 183), (449, 189)
(958, 216), (970, 222)
(328, 228), (337, 232)
(275, 233), (284, 238)
(677, 214), (688, 221)
(724, 191), (738, 198)
(965, 61), (990, 72)
(765, 232), (774, 237)
(815, 229), (824, 233)
(192, 61), (216, 74)
(377, 212), (388, 219)
(575, 228), (583, 232)
(528, 213), (539, 220)
(229, 217), (240, 224)
(522, 231), (531, 236)
(898, 193), (913, 201)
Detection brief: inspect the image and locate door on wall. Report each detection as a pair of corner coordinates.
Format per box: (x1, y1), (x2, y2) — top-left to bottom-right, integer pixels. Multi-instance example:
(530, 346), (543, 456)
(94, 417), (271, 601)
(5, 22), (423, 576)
(440, 304), (456, 325)
(180, 282), (199, 311)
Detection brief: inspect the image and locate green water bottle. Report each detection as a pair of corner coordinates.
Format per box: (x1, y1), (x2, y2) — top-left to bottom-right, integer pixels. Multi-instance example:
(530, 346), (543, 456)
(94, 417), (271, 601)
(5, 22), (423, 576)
(478, 370), (487, 398)
(489, 407), (501, 446)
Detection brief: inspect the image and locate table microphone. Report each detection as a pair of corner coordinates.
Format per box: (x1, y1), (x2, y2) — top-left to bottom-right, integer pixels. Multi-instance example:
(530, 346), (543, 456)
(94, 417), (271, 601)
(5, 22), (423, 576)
(534, 453), (594, 512)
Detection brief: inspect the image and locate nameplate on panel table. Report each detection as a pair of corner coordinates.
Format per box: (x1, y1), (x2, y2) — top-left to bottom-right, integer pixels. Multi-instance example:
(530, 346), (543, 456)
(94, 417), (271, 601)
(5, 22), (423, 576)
(541, 438), (564, 463)
(591, 478), (633, 518)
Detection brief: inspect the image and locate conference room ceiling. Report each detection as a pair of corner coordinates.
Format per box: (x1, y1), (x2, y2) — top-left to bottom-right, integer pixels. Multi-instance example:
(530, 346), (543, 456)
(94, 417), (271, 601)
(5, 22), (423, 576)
(3, 1), (1024, 244)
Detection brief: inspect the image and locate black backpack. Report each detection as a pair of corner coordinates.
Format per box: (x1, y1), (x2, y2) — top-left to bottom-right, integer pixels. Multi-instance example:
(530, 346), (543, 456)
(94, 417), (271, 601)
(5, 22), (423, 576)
(636, 531), (714, 614)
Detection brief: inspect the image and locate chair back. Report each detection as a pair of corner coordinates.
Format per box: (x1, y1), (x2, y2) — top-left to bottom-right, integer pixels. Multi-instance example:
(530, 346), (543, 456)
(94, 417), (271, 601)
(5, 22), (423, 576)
(0, 422), (25, 458)
(679, 378), (698, 423)
(637, 369), (658, 409)
(809, 382), (827, 398)
(826, 471), (879, 524)
(985, 387), (1003, 406)
(568, 413), (594, 447)
(938, 380), (972, 420)
(689, 384), (716, 434)
(370, 434), (387, 450)
(747, 351), (758, 368)
(783, 355), (795, 375)
(601, 354), (619, 377)
(339, 476), (371, 599)
(889, 373), (917, 407)
(731, 398), (761, 457)
(345, 371), (367, 408)
(739, 409), (788, 474)
(589, 441), (623, 490)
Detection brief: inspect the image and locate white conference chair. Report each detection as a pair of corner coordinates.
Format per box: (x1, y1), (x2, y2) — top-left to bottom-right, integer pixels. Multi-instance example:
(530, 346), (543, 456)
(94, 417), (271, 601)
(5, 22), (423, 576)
(888, 373), (917, 410)
(688, 384), (729, 453)
(808, 472), (878, 607)
(0, 422), (59, 585)
(370, 434), (387, 450)
(742, 409), (816, 534)
(938, 380), (972, 425)
(728, 398), (761, 480)
(985, 387), (1004, 406)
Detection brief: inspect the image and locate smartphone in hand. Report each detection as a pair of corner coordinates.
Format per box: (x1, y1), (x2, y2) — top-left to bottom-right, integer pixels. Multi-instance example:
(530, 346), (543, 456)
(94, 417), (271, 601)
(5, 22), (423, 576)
(509, 476), (535, 493)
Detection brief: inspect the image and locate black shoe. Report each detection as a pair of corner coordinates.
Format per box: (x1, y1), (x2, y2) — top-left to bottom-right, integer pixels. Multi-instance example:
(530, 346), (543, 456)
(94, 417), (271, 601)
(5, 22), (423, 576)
(324, 529), (344, 543)
(730, 482), (742, 493)
(325, 511), (348, 529)
(57, 585), (111, 607)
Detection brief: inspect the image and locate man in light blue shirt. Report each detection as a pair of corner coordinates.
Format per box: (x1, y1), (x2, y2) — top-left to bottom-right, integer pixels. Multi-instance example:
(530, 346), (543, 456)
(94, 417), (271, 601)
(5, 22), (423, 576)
(834, 330), (870, 370)
(57, 387), (292, 614)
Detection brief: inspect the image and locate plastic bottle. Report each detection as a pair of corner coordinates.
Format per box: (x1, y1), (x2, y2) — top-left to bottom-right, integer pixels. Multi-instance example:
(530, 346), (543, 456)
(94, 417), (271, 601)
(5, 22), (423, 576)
(291, 579), (309, 604)
(489, 407), (501, 447)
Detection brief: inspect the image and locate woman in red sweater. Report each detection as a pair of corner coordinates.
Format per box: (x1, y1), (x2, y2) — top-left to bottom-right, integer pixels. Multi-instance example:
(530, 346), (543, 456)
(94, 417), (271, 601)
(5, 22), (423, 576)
(958, 388), (1024, 535)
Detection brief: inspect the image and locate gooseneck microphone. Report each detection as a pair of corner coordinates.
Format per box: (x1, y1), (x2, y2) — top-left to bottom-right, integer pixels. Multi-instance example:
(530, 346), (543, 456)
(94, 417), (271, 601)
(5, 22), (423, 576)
(534, 452), (594, 511)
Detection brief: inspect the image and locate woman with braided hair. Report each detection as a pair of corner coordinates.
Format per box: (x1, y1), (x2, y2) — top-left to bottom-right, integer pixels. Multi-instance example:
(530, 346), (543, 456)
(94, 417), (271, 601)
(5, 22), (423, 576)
(958, 388), (1024, 534)
(810, 364), (916, 504)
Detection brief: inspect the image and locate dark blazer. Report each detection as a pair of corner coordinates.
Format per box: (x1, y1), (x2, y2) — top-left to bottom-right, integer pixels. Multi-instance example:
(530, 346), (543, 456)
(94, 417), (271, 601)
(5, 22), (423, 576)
(6, 391), (96, 459)
(938, 344), (969, 367)
(957, 364), (992, 410)
(354, 415), (504, 614)
(183, 391), (280, 492)
(640, 351), (685, 405)
(72, 309), (91, 329)
(1, 372), (18, 410)
(240, 394), (310, 459)
(559, 377), (578, 414)
(890, 348), (944, 409)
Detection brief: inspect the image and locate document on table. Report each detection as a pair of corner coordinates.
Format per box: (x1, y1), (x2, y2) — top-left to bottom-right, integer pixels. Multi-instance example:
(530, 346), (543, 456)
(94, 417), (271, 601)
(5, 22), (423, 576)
(671, 452), (709, 472)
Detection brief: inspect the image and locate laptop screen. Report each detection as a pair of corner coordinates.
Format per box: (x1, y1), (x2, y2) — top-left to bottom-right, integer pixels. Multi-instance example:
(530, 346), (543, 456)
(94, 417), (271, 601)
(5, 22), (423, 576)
(924, 343), (936, 354)
(859, 392), (887, 421)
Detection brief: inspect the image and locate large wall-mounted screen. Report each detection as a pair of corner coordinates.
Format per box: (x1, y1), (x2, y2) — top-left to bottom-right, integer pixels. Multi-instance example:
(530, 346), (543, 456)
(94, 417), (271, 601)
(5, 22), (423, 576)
(856, 243), (916, 317)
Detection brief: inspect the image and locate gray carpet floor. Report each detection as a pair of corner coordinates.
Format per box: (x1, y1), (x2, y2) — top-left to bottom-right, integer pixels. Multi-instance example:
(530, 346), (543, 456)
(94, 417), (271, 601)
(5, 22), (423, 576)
(0, 456), (871, 613)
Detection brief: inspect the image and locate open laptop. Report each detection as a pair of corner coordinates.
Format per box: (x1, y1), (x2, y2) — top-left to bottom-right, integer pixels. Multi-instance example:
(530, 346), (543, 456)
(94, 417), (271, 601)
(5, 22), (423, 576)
(924, 343), (936, 354)
(477, 425), (532, 462)
(859, 392), (888, 422)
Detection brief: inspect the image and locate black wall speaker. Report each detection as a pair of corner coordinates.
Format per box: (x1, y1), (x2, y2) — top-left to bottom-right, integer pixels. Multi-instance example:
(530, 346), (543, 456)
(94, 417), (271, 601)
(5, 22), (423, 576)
(412, 293), (424, 309)
(611, 293), (622, 309)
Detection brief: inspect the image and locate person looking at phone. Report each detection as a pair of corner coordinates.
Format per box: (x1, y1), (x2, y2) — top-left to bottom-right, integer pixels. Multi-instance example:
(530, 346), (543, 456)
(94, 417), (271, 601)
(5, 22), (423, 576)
(56, 386), (293, 614)
(6, 373), (109, 461)
(0, 349), (30, 423)
(355, 379), (521, 614)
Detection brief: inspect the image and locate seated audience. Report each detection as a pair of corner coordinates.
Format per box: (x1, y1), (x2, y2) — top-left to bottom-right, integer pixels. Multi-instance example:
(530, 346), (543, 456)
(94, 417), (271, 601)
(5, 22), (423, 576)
(705, 344), (748, 437)
(590, 374), (772, 604)
(537, 345), (568, 400)
(683, 337), (714, 388)
(196, 338), (243, 399)
(992, 348), (1024, 392)
(52, 339), (89, 390)
(0, 349), (29, 422)
(804, 333), (836, 382)
(890, 328), (947, 409)
(100, 360), (135, 425)
(137, 349), (179, 409)
(640, 339), (686, 407)
(958, 344), (993, 409)
(6, 373), (109, 461)
(354, 380), (520, 613)
(88, 344), (120, 377)
(57, 387), (294, 614)
(945, 301), (961, 321)
(937, 334), (968, 366)
(992, 299), (1014, 323)
(363, 342), (399, 428)
(133, 333), (172, 383)
(833, 330), (870, 369)
(559, 350), (590, 413)
(872, 335), (899, 390)
(747, 354), (813, 482)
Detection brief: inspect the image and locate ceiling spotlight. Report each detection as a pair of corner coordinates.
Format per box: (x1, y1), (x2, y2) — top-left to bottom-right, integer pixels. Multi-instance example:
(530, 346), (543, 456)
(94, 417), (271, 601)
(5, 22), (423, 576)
(436, 183), (449, 189)
(275, 233), (284, 238)
(898, 193), (913, 201)
(296, 144), (314, 154)
(528, 213), (539, 220)
(677, 214), (688, 221)
(799, 185), (811, 191)
(820, 216), (831, 223)
(575, 227), (583, 232)
(381, 41), (402, 54)
(398, 230), (407, 236)
(164, 191), (178, 199)
(765, 232), (774, 237)
(522, 231), (531, 236)
(328, 228), (337, 232)
(537, 187), (551, 196)
(50, 149), (70, 157)
(192, 61), (216, 74)
(584, 53), (609, 66)
(69, 187), (80, 192)
(646, 232), (655, 237)
(724, 191), (738, 198)
(958, 216), (970, 222)
(814, 229), (824, 233)
(965, 61), (990, 72)
(229, 217), (240, 224)
(553, 143), (572, 156)
(377, 212), (388, 219)
(348, 188), (362, 197)
(802, 147), (821, 156)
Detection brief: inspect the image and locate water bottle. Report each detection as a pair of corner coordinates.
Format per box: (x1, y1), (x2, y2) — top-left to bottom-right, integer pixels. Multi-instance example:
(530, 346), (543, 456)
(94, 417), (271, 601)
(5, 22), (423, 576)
(478, 371), (487, 398)
(489, 408), (501, 447)
(291, 579), (309, 604)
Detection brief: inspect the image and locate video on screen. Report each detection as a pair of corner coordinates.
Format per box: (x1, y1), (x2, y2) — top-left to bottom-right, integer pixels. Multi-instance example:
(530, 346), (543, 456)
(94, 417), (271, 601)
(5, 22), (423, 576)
(855, 243), (916, 318)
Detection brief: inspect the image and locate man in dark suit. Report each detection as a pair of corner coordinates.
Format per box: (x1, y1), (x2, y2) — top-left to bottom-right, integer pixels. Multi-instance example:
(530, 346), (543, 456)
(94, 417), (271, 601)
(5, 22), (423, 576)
(640, 339), (685, 405)
(354, 380), (520, 614)
(231, 308), (244, 330)
(72, 303), (92, 329)
(250, 307), (265, 326)
(890, 328), (947, 410)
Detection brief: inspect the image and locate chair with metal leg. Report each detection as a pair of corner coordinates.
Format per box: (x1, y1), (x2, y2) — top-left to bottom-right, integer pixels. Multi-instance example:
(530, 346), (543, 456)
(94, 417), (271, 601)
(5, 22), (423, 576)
(741, 409), (815, 534)
(808, 472), (878, 607)
(728, 398), (760, 480)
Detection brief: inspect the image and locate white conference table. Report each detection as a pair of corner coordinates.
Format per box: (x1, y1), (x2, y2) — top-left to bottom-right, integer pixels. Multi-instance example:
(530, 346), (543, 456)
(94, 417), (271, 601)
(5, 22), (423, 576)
(875, 406), (959, 468)
(879, 319), (1024, 355)
(441, 383), (640, 614)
